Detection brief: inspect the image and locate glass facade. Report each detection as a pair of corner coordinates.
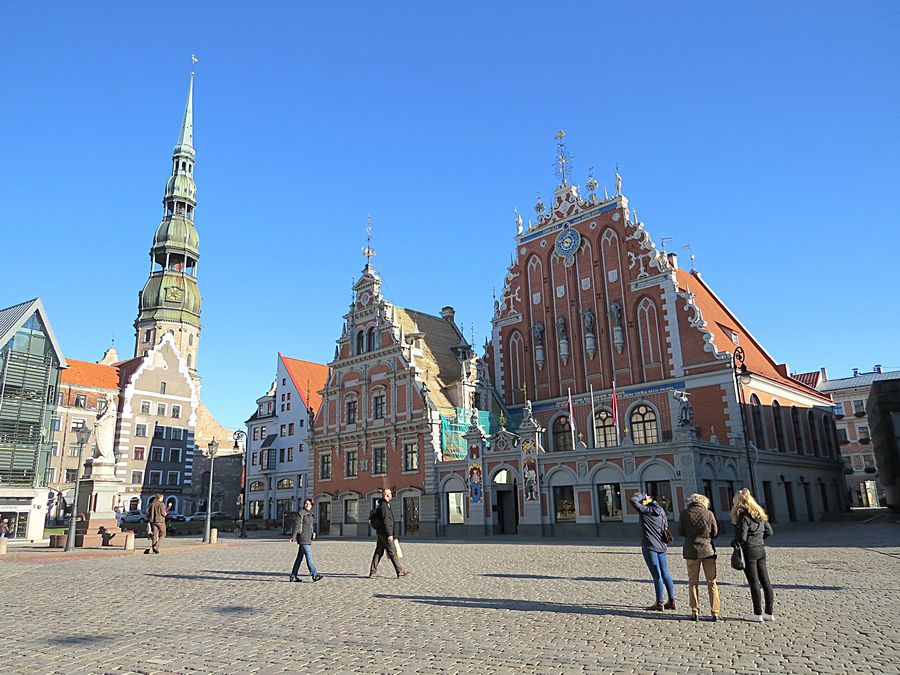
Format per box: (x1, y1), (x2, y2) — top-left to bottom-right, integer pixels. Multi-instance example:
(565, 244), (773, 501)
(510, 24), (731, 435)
(0, 311), (61, 487)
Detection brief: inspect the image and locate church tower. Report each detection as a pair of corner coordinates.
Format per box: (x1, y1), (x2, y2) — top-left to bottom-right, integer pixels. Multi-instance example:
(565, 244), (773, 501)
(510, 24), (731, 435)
(134, 73), (202, 377)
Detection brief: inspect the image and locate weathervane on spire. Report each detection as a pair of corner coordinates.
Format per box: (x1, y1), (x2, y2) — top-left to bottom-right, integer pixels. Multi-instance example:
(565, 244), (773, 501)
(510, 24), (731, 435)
(554, 130), (574, 187)
(191, 54), (198, 77)
(586, 166), (598, 195)
(362, 215), (376, 266)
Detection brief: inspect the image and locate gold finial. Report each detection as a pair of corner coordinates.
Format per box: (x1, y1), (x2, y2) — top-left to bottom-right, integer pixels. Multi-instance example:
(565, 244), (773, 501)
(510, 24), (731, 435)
(555, 130), (566, 140)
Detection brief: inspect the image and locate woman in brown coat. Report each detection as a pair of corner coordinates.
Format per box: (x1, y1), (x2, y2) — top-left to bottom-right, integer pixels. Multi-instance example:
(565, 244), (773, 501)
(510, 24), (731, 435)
(677, 493), (720, 621)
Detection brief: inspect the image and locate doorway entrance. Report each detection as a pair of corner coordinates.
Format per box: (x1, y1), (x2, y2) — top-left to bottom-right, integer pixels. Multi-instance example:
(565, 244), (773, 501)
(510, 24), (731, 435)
(318, 501), (331, 536)
(403, 496), (420, 535)
(496, 482), (519, 534)
(784, 482), (797, 521)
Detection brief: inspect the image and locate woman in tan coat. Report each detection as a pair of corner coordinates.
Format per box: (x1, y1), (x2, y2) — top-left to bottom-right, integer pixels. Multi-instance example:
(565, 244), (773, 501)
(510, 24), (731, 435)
(677, 493), (720, 621)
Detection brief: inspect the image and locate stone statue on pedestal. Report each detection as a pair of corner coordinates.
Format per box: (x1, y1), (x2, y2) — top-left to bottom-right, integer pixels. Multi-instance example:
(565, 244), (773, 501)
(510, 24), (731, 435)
(92, 400), (117, 463)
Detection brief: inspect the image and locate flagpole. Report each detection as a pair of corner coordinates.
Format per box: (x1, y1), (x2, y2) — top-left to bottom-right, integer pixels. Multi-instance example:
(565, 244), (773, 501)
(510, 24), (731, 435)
(567, 388), (577, 450)
(612, 379), (621, 445)
(589, 384), (597, 447)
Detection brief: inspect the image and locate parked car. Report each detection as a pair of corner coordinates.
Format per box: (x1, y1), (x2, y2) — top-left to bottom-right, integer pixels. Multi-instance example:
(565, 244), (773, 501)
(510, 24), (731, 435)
(165, 512), (187, 522)
(189, 511), (232, 521)
(121, 510), (147, 524)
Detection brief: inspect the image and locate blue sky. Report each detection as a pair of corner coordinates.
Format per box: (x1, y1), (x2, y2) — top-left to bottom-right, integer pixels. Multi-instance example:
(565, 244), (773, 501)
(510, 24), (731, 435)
(2, 3), (898, 429)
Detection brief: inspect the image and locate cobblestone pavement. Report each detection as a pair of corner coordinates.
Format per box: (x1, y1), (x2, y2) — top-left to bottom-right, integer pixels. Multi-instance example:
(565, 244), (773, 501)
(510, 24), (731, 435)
(1, 521), (898, 674)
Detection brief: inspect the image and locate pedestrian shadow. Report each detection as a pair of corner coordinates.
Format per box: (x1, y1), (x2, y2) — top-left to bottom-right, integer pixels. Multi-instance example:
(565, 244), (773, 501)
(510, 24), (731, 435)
(373, 594), (683, 620)
(213, 605), (257, 615)
(146, 572), (280, 583)
(204, 570), (369, 579)
(480, 572), (843, 591)
(46, 635), (106, 646)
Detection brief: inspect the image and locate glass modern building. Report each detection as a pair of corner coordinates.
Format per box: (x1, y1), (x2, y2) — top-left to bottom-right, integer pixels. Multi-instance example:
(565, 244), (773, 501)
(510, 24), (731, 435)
(0, 298), (66, 540)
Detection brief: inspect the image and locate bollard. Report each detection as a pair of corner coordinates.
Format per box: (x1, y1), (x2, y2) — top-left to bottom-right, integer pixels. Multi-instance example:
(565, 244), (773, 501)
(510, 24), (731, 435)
(0, 538), (7, 555)
(124, 531), (135, 551)
(209, 528), (218, 544)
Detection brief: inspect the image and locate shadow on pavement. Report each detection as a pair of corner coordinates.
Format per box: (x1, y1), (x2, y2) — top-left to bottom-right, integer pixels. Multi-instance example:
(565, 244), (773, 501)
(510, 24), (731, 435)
(480, 572), (843, 591)
(46, 635), (107, 646)
(373, 594), (686, 620)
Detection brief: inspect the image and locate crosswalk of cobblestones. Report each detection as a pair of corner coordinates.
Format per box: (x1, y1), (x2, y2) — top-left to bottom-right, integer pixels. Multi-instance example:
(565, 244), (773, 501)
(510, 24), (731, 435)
(1, 522), (898, 673)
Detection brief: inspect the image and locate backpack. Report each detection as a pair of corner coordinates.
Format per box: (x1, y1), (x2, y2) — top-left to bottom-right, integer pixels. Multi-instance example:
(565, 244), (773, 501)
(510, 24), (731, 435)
(368, 504), (382, 529)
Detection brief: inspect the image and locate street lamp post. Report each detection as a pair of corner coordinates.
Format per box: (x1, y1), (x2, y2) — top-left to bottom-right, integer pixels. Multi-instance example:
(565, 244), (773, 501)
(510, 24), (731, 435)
(733, 347), (757, 494)
(202, 438), (219, 544)
(233, 429), (247, 538)
(64, 424), (93, 552)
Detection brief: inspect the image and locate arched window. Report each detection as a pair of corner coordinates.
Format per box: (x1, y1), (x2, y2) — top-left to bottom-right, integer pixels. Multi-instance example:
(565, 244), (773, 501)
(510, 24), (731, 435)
(187, 353), (192, 368)
(821, 416), (832, 458)
(276, 478), (294, 490)
(508, 331), (524, 404)
(188, 334), (194, 346)
(791, 406), (804, 454)
(630, 405), (659, 444)
(366, 326), (376, 352)
(808, 411), (821, 456)
(750, 394), (765, 448)
(355, 330), (364, 355)
(593, 410), (617, 448)
(772, 400), (786, 452)
(249, 481), (264, 491)
(552, 416), (573, 452)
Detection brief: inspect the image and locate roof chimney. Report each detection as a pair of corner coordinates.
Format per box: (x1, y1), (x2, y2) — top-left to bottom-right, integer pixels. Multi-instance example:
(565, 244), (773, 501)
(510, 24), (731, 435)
(852, 368), (860, 377)
(874, 364), (883, 374)
(440, 306), (455, 322)
(667, 252), (678, 270)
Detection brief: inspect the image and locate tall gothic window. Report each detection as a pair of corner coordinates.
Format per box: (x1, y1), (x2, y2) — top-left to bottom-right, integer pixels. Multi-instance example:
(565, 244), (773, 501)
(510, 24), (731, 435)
(772, 400), (786, 452)
(552, 416), (573, 453)
(366, 326), (376, 352)
(791, 406), (804, 454)
(630, 405), (659, 445)
(807, 411), (821, 456)
(355, 330), (364, 355)
(593, 410), (617, 448)
(750, 394), (765, 449)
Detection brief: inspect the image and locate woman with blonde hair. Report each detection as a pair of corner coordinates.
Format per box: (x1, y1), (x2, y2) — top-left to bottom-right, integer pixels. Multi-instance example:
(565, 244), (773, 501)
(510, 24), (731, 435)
(731, 488), (775, 622)
(678, 493), (720, 621)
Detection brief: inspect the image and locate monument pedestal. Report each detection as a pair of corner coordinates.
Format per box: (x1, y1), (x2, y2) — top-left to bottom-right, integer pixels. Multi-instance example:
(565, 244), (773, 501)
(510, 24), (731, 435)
(64, 458), (125, 548)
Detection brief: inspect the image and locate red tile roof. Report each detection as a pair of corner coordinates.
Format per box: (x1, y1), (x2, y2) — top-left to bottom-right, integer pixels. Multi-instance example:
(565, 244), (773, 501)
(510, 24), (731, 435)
(279, 354), (329, 412)
(60, 358), (120, 390)
(675, 269), (831, 403)
(791, 371), (822, 389)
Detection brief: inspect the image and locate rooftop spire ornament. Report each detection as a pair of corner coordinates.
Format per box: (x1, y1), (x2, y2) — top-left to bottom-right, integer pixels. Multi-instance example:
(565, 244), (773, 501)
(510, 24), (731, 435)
(554, 130), (574, 187)
(586, 166), (599, 195)
(514, 207), (523, 234)
(362, 215), (376, 266)
(534, 191), (545, 214)
(615, 164), (622, 195)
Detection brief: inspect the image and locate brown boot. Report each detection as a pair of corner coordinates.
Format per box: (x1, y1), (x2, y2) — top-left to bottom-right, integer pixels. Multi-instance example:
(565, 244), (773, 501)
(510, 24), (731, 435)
(646, 601), (665, 611)
(664, 599), (677, 610)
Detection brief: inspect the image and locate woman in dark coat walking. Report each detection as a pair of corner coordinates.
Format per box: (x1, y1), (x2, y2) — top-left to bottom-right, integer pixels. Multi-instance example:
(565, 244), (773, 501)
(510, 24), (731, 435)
(289, 498), (323, 582)
(731, 488), (775, 622)
(629, 492), (676, 611)
(678, 493), (720, 621)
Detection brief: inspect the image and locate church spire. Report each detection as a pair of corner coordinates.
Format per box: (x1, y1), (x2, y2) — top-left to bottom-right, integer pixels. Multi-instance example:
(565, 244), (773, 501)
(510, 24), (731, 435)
(134, 69), (203, 377)
(173, 72), (194, 157)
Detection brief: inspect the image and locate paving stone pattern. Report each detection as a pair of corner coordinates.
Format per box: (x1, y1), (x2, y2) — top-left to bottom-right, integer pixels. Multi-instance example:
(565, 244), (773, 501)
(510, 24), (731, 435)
(1, 522), (898, 674)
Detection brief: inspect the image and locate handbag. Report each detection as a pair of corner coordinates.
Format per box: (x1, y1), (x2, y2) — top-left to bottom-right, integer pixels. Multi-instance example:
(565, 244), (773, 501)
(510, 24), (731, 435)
(393, 538), (404, 560)
(730, 544), (745, 571)
(663, 526), (674, 544)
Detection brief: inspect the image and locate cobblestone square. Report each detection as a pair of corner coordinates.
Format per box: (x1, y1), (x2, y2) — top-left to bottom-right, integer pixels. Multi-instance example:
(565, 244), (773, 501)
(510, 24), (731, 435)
(1, 521), (898, 674)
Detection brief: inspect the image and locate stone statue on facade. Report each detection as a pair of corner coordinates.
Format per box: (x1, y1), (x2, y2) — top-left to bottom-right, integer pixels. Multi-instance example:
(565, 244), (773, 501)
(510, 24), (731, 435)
(674, 391), (694, 427)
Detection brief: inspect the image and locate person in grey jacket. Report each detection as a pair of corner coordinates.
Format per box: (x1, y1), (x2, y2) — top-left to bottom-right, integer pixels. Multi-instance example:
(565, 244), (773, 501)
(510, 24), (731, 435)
(368, 488), (408, 578)
(289, 498), (323, 582)
(678, 493), (720, 621)
(629, 493), (676, 611)
(731, 489), (775, 622)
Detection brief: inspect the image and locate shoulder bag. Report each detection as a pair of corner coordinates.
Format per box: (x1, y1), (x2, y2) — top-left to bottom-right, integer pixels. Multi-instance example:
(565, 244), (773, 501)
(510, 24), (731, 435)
(730, 543), (744, 570)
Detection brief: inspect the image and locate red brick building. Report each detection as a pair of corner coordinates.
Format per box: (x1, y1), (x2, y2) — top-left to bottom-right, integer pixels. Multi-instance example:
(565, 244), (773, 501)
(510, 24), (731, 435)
(311, 264), (495, 537)
(438, 166), (844, 537)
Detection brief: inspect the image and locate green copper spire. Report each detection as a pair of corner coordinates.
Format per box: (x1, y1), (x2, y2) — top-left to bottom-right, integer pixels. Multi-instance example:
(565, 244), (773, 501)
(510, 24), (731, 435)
(134, 72), (202, 376)
(173, 72), (194, 158)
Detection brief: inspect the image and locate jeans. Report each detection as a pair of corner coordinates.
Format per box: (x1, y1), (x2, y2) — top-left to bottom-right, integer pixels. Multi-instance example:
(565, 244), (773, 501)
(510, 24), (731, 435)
(291, 544), (318, 578)
(686, 557), (720, 616)
(742, 549), (774, 615)
(641, 547), (676, 603)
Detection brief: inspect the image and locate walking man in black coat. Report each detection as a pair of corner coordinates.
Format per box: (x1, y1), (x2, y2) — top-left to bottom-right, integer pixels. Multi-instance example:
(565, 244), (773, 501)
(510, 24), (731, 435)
(368, 488), (408, 578)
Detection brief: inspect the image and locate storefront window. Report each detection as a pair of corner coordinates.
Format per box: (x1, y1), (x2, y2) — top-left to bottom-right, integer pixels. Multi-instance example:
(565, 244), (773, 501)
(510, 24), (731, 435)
(597, 483), (622, 520)
(553, 485), (576, 522)
(447, 492), (465, 524)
